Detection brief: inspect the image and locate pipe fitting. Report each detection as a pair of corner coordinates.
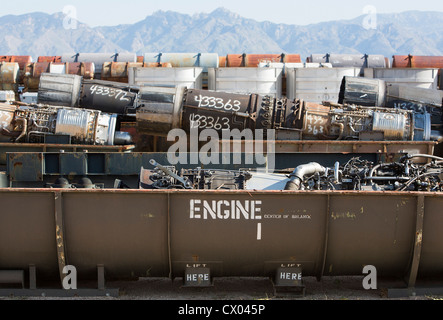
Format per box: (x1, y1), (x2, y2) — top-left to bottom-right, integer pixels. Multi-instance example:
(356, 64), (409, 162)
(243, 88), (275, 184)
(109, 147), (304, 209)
(284, 162), (326, 191)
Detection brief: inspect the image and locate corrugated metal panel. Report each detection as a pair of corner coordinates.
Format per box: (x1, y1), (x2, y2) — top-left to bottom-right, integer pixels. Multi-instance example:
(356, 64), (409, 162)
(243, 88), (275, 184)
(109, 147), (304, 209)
(208, 67), (283, 98)
(286, 67), (361, 103)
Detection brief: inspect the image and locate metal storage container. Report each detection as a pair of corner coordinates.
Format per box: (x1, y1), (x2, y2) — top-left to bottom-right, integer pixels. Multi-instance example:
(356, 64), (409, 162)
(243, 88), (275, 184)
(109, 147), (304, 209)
(80, 81), (137, 114)
(143, 53), (219, 73)
(208, 67), (283, 98)
(286, 67), (361, 103)
(61, 53), (137, 79)
(101, 62), (147, 83)
(128, 67), (203, 89)
(226, 54), (245, 68)
(219, 56), (227, 68)
(37, 73), (83, 108)
(37, 56), (62, 63)
(244, 54), (284, 68)
(0, 62), (20, 92)
(338, 77), (387, 107)
(0, 56), (33, 70)
(24, 62), (94, 91)
(135, 86), (186, 137)
(308, 54), (387, 68)
(226, 54), (301, 68)
(364, 68), (439, 90)
(392, 55), (443, 69)
(24, 62), (51, 91)
(385, 84), (443, 129)
(0, 189), (442, 285)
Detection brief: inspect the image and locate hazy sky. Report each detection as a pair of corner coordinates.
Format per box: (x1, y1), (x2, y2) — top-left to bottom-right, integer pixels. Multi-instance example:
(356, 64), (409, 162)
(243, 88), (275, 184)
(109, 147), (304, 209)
(1, 0), (442, 27)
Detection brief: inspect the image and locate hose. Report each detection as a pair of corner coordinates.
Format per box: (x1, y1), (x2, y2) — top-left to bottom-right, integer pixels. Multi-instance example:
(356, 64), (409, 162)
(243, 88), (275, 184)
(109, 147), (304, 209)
(284, 162), (326, 191)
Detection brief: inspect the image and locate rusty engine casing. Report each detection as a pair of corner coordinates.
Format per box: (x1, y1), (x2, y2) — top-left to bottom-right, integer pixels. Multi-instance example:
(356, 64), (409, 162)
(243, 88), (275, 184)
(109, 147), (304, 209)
(0, 103), (131, 146)
(135, 87), (436, 142)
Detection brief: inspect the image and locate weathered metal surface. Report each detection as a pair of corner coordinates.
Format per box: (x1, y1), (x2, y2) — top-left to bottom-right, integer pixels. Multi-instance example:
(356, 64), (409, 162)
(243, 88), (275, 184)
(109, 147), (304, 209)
(226, 54), (245, 67)
(0, 62), (20, 91)
(37, 73), (83, 107)
(0, 189), (442, 284)
(282, 54), (302, 64)
(308, 54), (388, 71)
(385, 84), (443, 130)
(338, 77), (387, 107)
(5, 145), (436, 189)
(144, 62), (172, 68)
(208, 67), (283, 98)
(101, 62), (146, 82)
(64, 62), (95, 79)
(0, 143), (135, 166)
(286, 67), (361, 103)
(392, 55), (443, 69)
(134, 87), (436, 142)
(225, 54), (301, 68)
(23, 62), (51, 91)
(136, 86), (186, 136)
(0, 104), (16, 143)
(219, 56), (227, 68)
(80, 82), (137, 114)
(37, 56), (62, 63)
(61, 53), (137, 79)
(128, 67), (203, 89)
(364, 68), (439, 90)
(244, 54), (282, 67)
(54, 108), (119, 145)
(0, 56), (32, 70)
(0, 104), (133, 150)
(181, 90), (258, 135)
(23, 62), (95, 91)
(223, 140), (436, 159)
(143, 53), (219, 73)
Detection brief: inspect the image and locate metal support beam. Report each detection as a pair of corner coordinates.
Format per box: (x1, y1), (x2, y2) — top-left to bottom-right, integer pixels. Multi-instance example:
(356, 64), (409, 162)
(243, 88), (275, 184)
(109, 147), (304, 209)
(29, 265), (36, 290)
(408, 194), (425, 289)
(388, 194), (426, 298)
(54, 191), (67, 286)
(97, 264), (105, 290)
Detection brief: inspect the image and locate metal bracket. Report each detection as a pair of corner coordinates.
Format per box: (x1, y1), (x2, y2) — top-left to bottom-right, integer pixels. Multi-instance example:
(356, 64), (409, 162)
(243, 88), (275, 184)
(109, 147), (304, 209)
(273, 265), (306, 297)
(54, 191), (67, 285)
(0, 264), (119, 297)
(183, 266), (212, 287)
(388, 194), (428, 298)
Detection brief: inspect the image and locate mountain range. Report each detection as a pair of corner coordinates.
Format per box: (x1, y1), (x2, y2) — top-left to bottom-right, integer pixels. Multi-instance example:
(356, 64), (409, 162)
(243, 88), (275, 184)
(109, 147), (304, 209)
(0, 8), (442, 60)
